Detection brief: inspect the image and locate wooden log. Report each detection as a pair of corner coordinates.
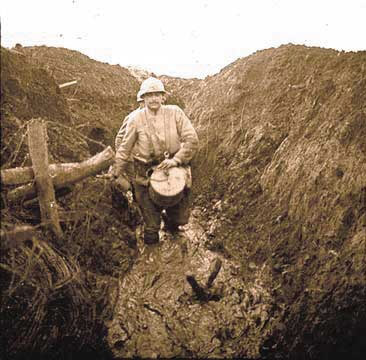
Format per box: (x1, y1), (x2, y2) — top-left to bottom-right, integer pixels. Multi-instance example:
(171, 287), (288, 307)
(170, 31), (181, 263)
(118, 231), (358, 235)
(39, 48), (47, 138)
(2, 147), (115, 186)
(1, 163), (80, 186)
(1, 165), (78, 185)
(6, 146), (115, 202)
(23, 186), (74, 209)
(1, 166), (35, 185)
(0, 225), (37, 250)
(27, 119), (62, 238)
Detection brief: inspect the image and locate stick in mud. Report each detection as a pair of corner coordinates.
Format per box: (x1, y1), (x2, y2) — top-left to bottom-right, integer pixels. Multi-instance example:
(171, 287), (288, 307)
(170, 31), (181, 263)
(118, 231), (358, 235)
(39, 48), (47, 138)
(206, 258), (222, 288)
(186, 258), (223, 301)
(186, 272), (209, 300)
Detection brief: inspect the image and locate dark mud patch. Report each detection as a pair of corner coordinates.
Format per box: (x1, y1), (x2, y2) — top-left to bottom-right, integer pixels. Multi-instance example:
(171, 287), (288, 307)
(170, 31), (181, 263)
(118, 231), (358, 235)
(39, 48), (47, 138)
(107, 210), (275, 359)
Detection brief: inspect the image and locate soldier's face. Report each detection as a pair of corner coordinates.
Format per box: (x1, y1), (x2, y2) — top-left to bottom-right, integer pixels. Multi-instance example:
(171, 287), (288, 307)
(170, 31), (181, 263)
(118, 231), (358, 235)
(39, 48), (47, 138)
(144, 92), (164, 112)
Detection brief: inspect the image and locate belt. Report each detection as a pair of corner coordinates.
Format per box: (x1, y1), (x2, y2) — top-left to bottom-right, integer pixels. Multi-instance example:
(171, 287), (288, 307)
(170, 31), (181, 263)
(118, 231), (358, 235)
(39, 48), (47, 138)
(133, 155), (167, 170)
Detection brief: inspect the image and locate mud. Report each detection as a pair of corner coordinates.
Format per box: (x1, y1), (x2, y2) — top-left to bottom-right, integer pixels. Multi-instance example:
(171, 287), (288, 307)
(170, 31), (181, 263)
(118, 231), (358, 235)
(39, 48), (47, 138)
(107, 210), (274, 359)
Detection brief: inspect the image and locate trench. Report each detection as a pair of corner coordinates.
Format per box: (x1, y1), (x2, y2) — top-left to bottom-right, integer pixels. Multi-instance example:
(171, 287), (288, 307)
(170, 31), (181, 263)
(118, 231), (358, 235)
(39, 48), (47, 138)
(2, 45), (366, 360)
(106, 208), (274, 359)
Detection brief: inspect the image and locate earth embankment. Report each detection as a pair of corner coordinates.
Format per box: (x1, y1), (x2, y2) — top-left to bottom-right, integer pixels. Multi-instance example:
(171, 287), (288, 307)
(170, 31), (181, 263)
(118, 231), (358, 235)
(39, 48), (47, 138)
(1, 44), (365, 359)
(165, 44), (366, 359)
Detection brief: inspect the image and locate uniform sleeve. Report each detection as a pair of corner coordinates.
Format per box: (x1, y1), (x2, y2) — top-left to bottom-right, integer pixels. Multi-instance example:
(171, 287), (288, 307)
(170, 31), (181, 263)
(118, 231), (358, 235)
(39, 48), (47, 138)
(115, 117), (137, 172)
(115, 115), (129, 151)
(173, 107), (199, 165)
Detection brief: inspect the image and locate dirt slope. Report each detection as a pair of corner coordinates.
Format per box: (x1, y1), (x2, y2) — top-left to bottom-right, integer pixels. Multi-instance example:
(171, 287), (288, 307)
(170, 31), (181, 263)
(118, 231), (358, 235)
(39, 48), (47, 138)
(1, 44), (142, 274)
(1, 46), (140, 359)
(166, 44), (366, 359)
(14, 45), (140, 154)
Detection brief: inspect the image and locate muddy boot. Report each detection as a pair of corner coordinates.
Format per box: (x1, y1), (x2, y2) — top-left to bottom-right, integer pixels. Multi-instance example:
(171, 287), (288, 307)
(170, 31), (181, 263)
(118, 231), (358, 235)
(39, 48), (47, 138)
(161, 210), (169, 229)
(163, 220), (180, 235)
(127, 233), (137, 249)
(143, 231), (159, 245)
(161, 211), (180, 235)
(165, 223), (180, 235)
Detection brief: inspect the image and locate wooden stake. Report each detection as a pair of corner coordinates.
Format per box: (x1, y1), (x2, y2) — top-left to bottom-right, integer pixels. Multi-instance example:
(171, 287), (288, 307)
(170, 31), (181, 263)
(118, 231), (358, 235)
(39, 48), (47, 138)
(27, 119), (63, 238)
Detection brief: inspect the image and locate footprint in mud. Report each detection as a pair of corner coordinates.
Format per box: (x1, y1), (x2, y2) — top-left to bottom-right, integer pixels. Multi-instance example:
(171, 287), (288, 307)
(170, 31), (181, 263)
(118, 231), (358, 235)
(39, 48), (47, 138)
(107, 212), (274, 359)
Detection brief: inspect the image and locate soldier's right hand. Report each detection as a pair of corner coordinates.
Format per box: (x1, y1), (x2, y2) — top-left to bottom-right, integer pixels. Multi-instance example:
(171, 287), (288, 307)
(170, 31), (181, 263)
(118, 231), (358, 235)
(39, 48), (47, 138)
(111, 164), (121, 179)
(115, 174), (131, 193)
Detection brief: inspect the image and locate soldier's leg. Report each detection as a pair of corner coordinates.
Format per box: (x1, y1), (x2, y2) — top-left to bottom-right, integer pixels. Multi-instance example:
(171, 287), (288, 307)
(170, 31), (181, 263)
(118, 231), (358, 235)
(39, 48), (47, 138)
(134, 183), (161, 244)
(165, 188), (192, 231)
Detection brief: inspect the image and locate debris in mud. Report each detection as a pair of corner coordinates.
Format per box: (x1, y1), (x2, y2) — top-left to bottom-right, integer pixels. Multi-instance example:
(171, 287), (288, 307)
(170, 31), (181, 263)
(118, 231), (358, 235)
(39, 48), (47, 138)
(107, 215), (274, 359)
(185, 257), (223, 301)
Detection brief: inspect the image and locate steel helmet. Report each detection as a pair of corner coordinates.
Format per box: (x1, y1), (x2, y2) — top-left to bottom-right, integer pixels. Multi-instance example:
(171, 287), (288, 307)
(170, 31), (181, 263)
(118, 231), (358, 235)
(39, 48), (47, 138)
(136, 90), (143, 102)
(139, 77), (166, 97)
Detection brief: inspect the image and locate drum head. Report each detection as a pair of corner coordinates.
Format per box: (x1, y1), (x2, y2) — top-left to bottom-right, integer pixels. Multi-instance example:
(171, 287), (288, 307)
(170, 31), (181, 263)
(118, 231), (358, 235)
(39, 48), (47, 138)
(149, 167), (186, 207)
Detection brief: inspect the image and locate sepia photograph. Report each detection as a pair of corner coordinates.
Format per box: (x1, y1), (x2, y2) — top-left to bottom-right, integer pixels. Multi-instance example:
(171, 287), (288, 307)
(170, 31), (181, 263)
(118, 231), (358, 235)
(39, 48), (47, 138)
(1, 0), (365, 359)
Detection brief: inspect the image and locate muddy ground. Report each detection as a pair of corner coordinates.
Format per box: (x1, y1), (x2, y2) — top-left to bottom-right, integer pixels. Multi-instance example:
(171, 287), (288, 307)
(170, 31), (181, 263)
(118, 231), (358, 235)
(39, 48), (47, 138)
(1, 44), (366, 359)
(107, 213), (274, 359)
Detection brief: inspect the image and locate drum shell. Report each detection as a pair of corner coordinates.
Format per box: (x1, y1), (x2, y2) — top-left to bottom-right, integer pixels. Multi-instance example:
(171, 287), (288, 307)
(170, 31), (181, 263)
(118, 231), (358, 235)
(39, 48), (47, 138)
(148, 166), (186, 207)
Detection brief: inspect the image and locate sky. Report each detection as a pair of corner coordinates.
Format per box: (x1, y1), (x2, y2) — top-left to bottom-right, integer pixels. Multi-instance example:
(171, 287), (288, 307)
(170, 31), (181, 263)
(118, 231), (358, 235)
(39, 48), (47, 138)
(1, 0), (365, 78)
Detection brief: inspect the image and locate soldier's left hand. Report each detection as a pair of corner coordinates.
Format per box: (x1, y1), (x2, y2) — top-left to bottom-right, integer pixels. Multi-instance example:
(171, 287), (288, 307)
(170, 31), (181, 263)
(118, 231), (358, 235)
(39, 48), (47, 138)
(158, 158), (178, 170)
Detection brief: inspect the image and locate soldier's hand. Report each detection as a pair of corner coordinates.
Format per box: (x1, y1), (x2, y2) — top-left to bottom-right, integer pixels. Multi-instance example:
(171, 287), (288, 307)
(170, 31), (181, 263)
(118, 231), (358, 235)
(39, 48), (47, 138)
(158, 158), (178, 170)
(111, 164), (122, 179)
(115, 174), (131, 193)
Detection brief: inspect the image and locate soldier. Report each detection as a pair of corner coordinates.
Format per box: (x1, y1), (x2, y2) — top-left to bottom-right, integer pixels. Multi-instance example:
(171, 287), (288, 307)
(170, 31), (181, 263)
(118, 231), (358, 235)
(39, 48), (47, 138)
(113, 77), (199, 245)
(115, 90), (144, 151)
(114, 90), (144, 182)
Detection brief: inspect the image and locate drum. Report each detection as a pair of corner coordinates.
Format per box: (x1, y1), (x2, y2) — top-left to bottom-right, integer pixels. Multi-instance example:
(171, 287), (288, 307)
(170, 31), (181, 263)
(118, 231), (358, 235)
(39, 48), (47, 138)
(148, 166), (187, 207)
